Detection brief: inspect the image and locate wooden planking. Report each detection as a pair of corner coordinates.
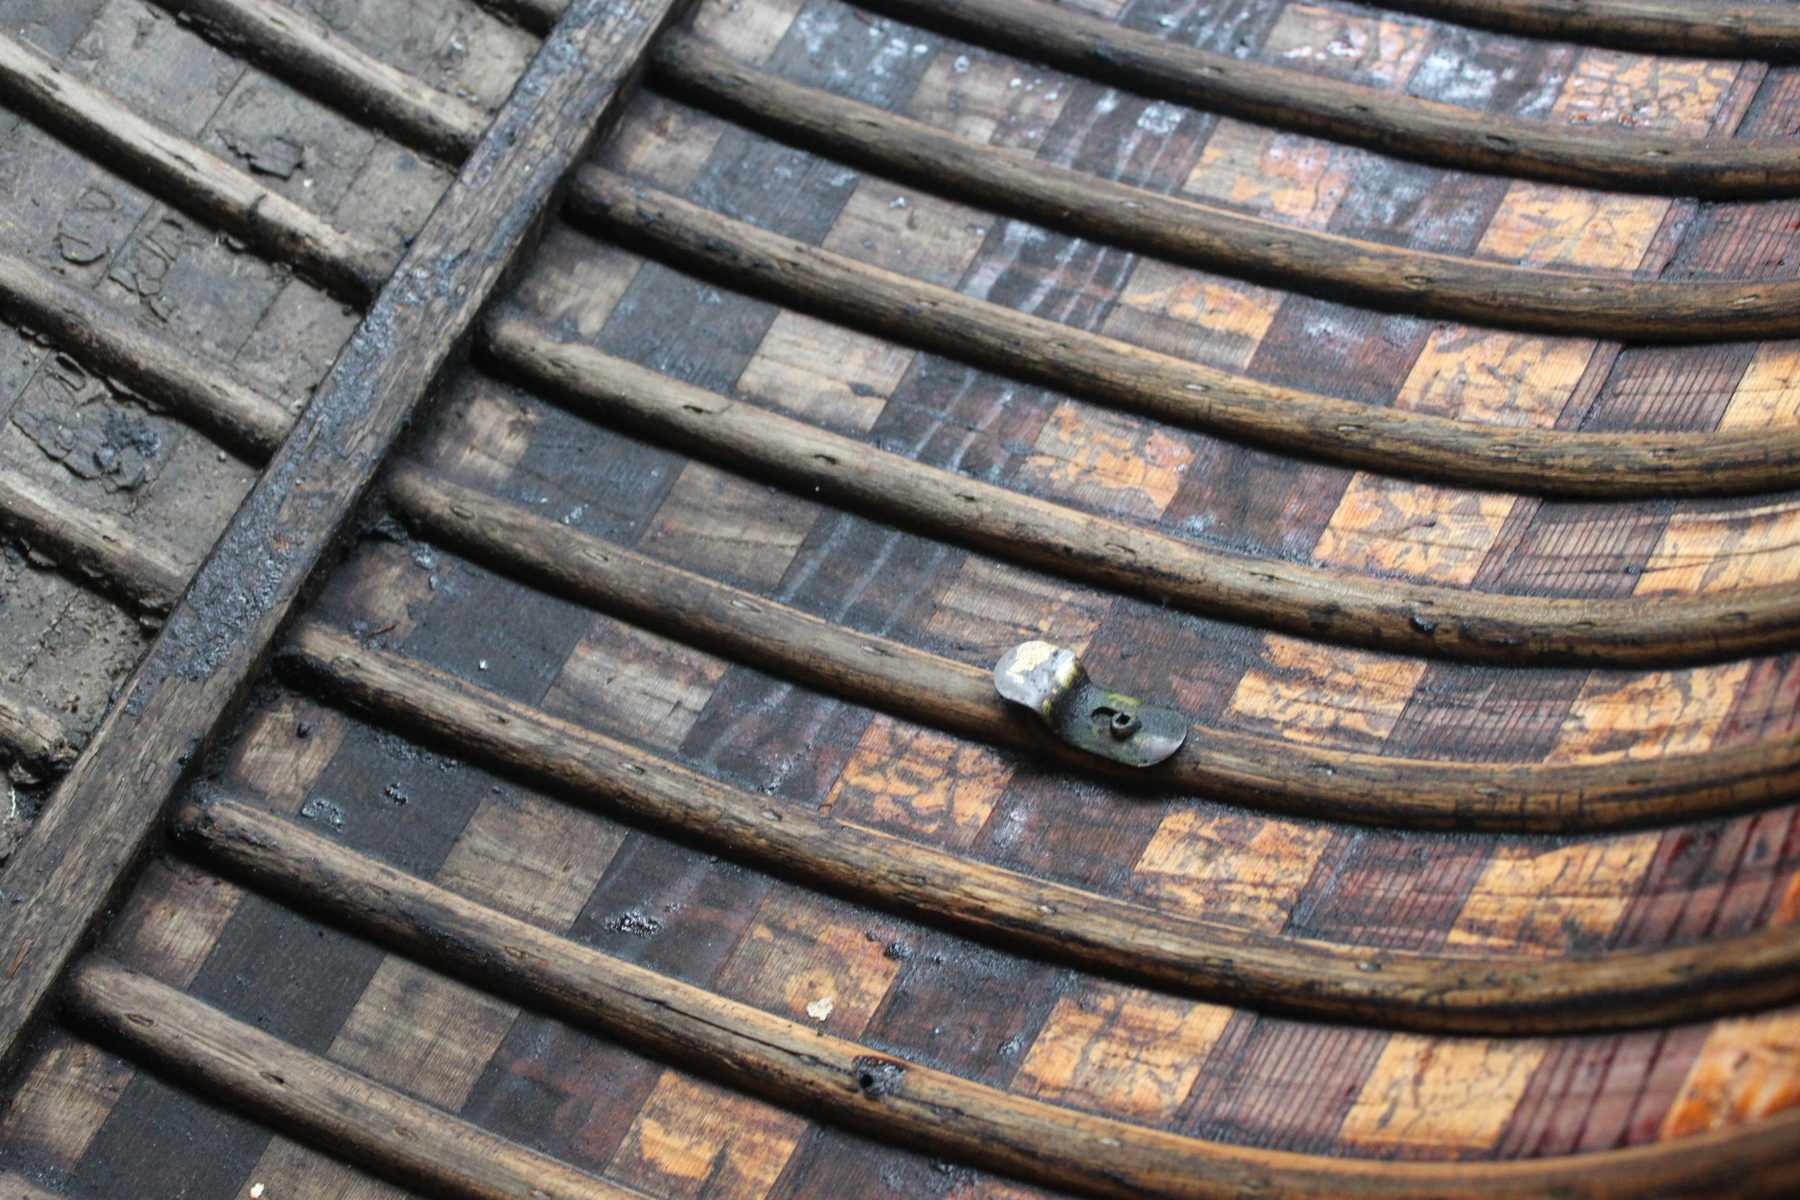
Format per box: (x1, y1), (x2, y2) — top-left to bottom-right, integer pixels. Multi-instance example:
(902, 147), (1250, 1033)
(0, 0), (688, 1075)
(1366, 0), (1800, 60)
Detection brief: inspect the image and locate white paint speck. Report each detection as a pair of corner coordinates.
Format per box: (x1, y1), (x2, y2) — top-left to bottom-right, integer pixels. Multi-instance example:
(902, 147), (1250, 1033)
(805, 996), (835, 1021)
(478, 659), (489, 671)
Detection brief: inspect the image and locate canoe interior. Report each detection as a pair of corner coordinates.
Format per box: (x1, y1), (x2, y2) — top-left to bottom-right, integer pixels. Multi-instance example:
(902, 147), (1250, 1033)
(1, 0), (1798, 1196)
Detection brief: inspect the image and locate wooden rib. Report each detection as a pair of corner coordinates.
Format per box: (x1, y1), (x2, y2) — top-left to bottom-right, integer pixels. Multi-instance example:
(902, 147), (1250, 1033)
(0, 0), (685, 1076)
(860, 0), (1800, 199)
(651, 31), (1800, 343)
(177, 794), (1800, 1199)
(484, 313), (1800, 669)
(389, 466), (1800, 833)
(0, 472), (186, 614)
(152, 0), (489, 163)
(65, 959), (646, 1200)
(0, 30), (393, 304)
(1370, 0), (1800, 60)
(470, 0), (562, 37)
(575, 170), (1800, 499)
(0, 249), (291, 461)
(0, 684), (75, 775)
(281, 620), (1800, 1034)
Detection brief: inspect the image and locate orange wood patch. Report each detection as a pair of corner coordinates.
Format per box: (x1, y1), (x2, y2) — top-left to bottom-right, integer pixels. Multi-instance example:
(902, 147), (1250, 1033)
(1635, 500), (1800, 595)
(1478, 182), (1667, 272)
(822, 180), (991, 288)
(0, 1034), (130, 1168)
(1663, 1008), (1800, 1138)
(1101, 257), (1283, 370)
(1265, 3), (1433, 88)
(1717, 343), (1800, 431)
(640, 460), (818, 589)
(1552, 50), (1738, 133)
(434, 790), (627, 932)
(511, 225), (643, 346)
(1340, 1035), (1546, 1154)
(1314, 475), (1516, 587)
(924, 556), (1109, 660)
(1014, 400), (1196, 521)
(1548, 663), (1756, 764)
(824, 715), (1015, 850)
(1226, 634), (1429, 748)
(1132, 809), (1334, 932)
(714, 892), (905, 1037)
(327, 960), (518, 1110)
(109, 856), (246, 987)
(737, 310), (912, 433)
(1014, 982), (1232, 1123)
(1396, 327), (1596, 429)
(609, 94), (726, 195)
(545, 617), (731, 751)
(428, 378), (543, 489)
(608, 1072), (806, 1199)
(1447, 834), (1661, 955)
(1181, 118), (1351, 229)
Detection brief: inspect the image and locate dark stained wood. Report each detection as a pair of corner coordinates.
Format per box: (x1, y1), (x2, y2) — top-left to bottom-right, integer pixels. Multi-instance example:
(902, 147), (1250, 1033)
(651, 32), (1800, 343)
(0, 30), (394, 304)
(152, 0), (489, 164)
(860, 0), (1800, 199)
(0, 247), (291, 461)
(574, 169), (1800, 499)
(64, 959), (646, 1200)
(173, 795), (1800, 1200)
(472, 0), (562, 37)
(0, 0), (687, 1077)
(0, 686), (74, 777)
(0, 472), (186, 615)
(1371, 0), (1800, 60)
(389, 466), (1800, 834)
(485, 312), (1800, 669)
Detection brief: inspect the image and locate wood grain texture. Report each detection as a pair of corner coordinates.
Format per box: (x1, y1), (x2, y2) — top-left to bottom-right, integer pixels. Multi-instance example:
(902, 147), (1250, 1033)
(0, 685), (74, 776)
(151, 0), (490, 163)
(0, 0), (686, 1076)
(0, 29), (393, 303)
(0, 471), (187, 615)
(651, 32), (1800, 343)
(574, 168), (1800, 499)
(484, 311), (1800, 669)
(859, 0), (1796, 198)
(280, 620), (1800, 1033)
(1369, 0), (1800, 60)
(388, 466), (1800, 833)
(172, 795), (1800, 1200)
(64, 959), (645, 1200)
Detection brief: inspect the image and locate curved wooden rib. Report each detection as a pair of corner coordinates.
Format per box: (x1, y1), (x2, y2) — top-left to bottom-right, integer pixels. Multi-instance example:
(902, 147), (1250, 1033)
(0, 31), (393, 304)
(1371, 0), (1800, 61)
(858, 0), (1798, 200)
(390, 466), (1800, 833)
(651, 31), (1800, 343)
(177, 795), (1800, 1199)
(575, 169), (1800, 499)
(484, 313), (1800, 669)
(0, 472), (186, 614)
(0, 249), (291, 461)
(66, 959), (646, 1200)
(151, 0), (488, 163)
(282, 620), (1800, 1033)
(0, 684), (75, 775)
(471, 0), (562, 36)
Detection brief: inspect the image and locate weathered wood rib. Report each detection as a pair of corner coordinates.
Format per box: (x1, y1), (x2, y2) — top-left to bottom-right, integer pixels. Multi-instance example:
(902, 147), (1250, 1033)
(858, 0), (1795, 199)
(281, 622), (1800, 1034)
(150, 0), (488, 164)
(0, 473), (187, 615)
(0, 687), (75, 776)
(389, 467), (1800, 834)
(64, 959), (647, 1200)
(0, 31), (393, 305)
(651, 32), (1800, 343)
(174, 795), (1800, 1199)
(0, 0), (685, 1076)
(0, 249), (291, 461)
(484, 314), (1800, 670)
(471, 0), (562, 37)
(1370, 0), (1800, 60)
(576, 170), (1800, 500)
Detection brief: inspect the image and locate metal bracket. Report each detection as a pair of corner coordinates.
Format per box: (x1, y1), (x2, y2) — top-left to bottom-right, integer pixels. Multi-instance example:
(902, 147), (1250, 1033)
(993, 641), (1187, 768)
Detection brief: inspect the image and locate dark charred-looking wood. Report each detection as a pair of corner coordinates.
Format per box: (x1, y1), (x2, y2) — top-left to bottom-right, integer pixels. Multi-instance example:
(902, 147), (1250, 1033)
(175, 796), (1800, 1199)
(0, 471), (187, 615)
(0, 685), (76, 776)
(64, 958), (648, 1200)
(0, 248), (291, 461)
(389, 467), (1800, 834)
(483, 314), (1800, 669)
(471, 0), (563, 37)
(0, 0), (685, 1077)
(0, 30), (394, 305)
(858, 0), (1800, 199)
(281, 621), (1800, 1033)
(152, 0), (489, 164)
(1370, 0), (1800, 61)
(650, 32), (1800, 343)
(572, 170), (1800, 499)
